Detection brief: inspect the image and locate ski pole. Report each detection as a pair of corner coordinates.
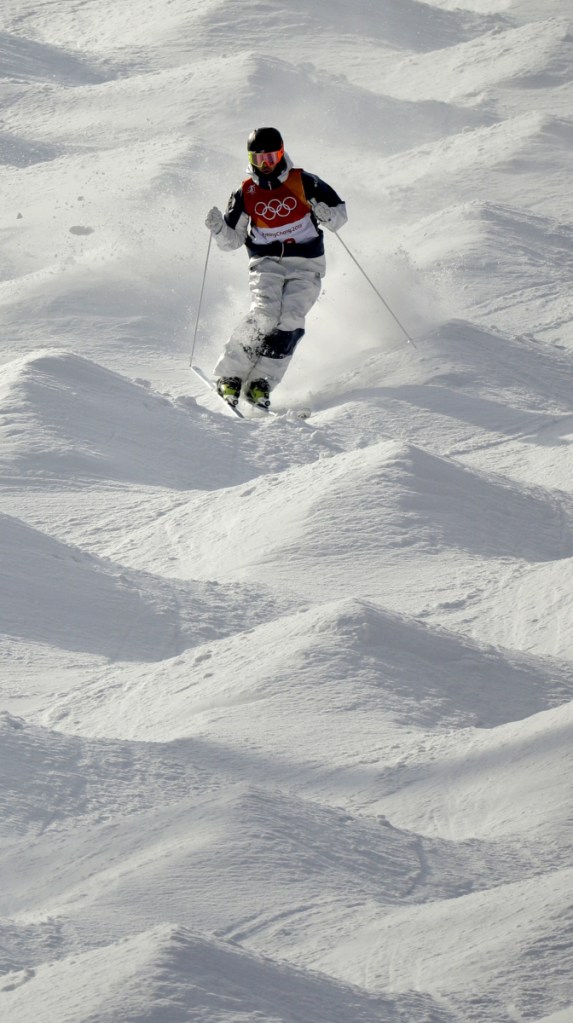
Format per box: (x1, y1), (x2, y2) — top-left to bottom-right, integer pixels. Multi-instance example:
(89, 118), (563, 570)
(189, 232), (213, 367)
(335, 232), (417, 348)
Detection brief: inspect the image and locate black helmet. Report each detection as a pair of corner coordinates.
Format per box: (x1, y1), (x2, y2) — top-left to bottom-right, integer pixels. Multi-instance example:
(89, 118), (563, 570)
(247, 127), (283, 152)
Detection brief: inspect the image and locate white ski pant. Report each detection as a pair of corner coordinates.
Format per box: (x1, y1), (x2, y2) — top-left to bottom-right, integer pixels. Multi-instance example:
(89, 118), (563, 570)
(214, 254), (325, 388)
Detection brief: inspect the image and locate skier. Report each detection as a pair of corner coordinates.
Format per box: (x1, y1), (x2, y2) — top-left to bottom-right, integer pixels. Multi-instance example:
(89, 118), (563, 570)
(204, 127), (347, 409)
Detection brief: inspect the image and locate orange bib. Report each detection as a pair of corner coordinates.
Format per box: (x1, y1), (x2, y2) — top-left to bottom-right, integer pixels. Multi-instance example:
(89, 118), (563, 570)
(242, 170), (317, 246)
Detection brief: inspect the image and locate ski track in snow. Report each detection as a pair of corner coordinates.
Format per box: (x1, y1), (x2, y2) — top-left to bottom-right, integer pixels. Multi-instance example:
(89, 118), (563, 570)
(1, 1), (572, 1022)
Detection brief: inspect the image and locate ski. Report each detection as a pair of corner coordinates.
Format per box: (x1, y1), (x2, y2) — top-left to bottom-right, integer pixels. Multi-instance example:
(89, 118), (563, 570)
(191, 365), (245, 419)
(254, 404), (311, 420)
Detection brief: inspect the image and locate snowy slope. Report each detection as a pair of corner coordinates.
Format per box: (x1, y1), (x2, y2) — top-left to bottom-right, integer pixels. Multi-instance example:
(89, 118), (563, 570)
(1, 925), (441, 1023)
(1, 1), (572, 1022)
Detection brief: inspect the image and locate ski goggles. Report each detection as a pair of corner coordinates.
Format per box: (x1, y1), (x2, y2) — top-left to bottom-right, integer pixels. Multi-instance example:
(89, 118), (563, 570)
(248, 146), (285, 170)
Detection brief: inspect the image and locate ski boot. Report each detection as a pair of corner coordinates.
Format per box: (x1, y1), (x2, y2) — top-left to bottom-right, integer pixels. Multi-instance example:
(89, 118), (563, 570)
(245, 378), (271, 409)
(216, 376), (242, 408)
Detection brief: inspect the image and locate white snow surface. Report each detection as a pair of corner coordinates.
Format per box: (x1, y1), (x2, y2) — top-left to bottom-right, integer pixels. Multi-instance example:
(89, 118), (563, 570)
(1, 1), (572, 1021)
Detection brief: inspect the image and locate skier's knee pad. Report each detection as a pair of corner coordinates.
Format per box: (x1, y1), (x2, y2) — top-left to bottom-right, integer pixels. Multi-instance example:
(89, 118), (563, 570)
(258, 328), (305, 360)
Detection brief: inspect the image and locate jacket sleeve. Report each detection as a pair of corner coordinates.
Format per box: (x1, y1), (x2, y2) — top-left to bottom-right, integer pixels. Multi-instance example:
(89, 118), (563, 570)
(302, 172), (348, 233)
(211, 188), (249, 251)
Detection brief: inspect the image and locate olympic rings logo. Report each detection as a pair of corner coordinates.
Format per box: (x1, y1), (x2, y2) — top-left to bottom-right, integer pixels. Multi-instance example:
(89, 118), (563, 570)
(254, 197), (297, 221)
